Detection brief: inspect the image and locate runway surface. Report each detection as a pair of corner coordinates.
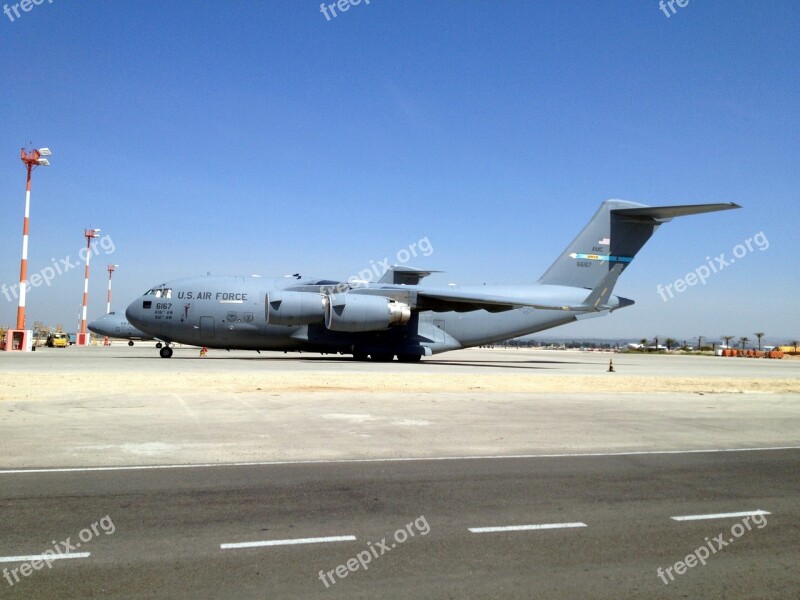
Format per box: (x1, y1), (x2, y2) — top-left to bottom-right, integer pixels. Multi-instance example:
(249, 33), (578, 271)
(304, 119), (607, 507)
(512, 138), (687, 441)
(2, 449), (798, 599)
(1, 347), (798, 598)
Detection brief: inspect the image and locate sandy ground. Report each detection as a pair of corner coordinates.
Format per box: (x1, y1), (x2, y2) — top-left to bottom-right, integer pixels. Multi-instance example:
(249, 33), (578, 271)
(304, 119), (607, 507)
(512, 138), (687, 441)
(2, 371), (799, 399)
(0, 348), (797, 468)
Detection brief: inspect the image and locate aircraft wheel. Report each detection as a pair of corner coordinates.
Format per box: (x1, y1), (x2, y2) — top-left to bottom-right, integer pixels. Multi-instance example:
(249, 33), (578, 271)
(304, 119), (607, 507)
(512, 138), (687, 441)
(156, 342), (163, 348)
(128, 340), (134, 346)
(353, 351), (369, 361)
(159, 346), (173, 359)
(397, 354), (421, 363)
(370, 353), (395, 362)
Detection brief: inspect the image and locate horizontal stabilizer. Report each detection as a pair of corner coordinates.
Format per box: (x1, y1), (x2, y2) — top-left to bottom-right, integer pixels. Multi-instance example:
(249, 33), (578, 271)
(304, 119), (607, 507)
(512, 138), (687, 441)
(612, 202), (741, 222)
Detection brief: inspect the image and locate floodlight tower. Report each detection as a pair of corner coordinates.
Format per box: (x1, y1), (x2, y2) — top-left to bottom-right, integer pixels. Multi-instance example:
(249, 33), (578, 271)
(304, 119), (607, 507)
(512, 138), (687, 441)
(77, 228), (102, 346)
(107, 264), (118, 314)
(4, 147), (51, 352)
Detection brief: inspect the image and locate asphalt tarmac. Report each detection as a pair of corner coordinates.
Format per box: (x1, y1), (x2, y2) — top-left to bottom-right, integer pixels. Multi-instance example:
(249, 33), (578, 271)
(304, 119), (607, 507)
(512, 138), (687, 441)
(1, 450), (798, 599)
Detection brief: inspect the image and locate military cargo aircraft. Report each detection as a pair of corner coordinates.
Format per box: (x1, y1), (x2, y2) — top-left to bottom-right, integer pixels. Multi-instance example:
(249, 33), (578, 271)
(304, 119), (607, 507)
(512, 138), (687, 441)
(126, 200), (739, 360)
(88, 312), (159, 346)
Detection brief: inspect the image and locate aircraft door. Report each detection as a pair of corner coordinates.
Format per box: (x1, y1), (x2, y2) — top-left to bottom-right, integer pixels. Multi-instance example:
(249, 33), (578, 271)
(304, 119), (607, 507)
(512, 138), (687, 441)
(200, 316), (215, 340)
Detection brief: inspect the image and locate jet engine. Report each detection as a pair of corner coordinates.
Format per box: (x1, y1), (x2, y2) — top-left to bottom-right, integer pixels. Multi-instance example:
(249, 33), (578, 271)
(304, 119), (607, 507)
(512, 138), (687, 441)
(324, 293), (411, 332)
(266, 291), (326, 326)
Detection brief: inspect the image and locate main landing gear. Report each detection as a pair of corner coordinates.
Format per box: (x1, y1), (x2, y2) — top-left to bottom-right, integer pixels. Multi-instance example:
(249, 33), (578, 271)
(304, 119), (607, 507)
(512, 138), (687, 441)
(159, 345), (173, 359)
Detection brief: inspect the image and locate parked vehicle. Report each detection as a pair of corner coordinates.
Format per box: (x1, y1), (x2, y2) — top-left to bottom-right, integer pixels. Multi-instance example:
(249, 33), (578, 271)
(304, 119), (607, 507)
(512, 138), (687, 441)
(46, 333), (69, 348)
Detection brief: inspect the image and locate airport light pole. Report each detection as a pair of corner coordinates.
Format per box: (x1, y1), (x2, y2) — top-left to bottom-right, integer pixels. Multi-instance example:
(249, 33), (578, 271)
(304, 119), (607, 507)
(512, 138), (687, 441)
(102, 264), (119, 347)
(77, 228), (102, 346)
(107, 264), (118, 314)
(6, 147), (51, 352)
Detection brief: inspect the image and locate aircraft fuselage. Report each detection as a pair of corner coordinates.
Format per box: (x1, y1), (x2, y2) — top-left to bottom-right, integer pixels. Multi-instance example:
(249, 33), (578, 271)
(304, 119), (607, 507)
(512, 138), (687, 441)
(125, 275), (625, 358)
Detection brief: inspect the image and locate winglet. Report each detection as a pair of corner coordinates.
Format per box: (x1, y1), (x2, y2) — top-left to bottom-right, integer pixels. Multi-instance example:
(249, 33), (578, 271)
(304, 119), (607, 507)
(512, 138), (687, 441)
(378, 266), (440, 285)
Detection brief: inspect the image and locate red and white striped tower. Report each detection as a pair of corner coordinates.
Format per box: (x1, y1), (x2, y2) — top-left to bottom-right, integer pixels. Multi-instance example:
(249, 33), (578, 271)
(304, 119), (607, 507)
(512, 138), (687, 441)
(106, 264), (118, 314)
(77, 228), (101, 346)
(5, 147), (50, 352)
(103, 263), (119, 346)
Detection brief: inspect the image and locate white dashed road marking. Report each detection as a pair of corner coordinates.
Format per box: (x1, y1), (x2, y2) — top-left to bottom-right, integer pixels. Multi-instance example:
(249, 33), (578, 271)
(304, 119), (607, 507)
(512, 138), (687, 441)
(0, 553), (91, 563)
(469, 522), (587, 533)
(671, 510), (770, 522)
(220, 535), (356, 550)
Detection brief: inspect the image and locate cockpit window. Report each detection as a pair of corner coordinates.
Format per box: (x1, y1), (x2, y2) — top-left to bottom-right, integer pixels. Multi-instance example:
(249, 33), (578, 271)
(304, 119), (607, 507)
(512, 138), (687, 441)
(145, 287), (172, 298)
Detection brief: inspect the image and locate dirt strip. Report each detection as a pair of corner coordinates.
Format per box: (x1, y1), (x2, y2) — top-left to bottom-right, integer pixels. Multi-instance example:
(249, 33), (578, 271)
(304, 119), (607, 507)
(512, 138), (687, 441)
(2, 372), (798, 401)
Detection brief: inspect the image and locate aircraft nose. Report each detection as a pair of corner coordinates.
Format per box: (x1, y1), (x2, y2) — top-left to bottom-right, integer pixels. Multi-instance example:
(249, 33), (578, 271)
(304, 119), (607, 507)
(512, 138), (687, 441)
(125, 297), (151, 332)
(87, 318), (103, 335)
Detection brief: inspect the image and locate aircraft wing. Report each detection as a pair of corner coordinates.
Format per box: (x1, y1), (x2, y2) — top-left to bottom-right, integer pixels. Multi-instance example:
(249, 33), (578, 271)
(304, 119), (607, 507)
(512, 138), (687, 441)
(415, 289), (590, 313)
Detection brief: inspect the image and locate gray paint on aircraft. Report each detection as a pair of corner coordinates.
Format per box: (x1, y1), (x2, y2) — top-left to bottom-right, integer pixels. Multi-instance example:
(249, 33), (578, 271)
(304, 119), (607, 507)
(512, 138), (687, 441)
(125, 200), (740, 360)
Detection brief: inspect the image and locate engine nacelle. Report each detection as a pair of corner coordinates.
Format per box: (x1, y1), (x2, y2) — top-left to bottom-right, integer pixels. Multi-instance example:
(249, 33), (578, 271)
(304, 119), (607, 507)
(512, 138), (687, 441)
(266, 291), (326, 326)
(325, 294), (411, 332)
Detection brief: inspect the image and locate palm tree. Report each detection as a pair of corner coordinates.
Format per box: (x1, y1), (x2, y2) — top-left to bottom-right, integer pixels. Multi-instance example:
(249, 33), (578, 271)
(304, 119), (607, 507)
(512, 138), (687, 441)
(755, 332), (764, 351)
(639, 338), (647, 347)
(722, 335), (734, 348)
(739, 336), (749, 350)
(791, 340), (798, 355)
(665, 338), (676, 351)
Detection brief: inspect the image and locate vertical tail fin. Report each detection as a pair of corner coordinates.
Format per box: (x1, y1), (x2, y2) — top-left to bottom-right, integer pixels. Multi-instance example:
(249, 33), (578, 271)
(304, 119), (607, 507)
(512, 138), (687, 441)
(538, 200), (740, 290)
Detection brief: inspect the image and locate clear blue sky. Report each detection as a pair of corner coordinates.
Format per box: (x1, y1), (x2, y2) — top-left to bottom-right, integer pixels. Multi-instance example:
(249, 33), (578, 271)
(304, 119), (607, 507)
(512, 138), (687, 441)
(1, 1), (798, 342)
